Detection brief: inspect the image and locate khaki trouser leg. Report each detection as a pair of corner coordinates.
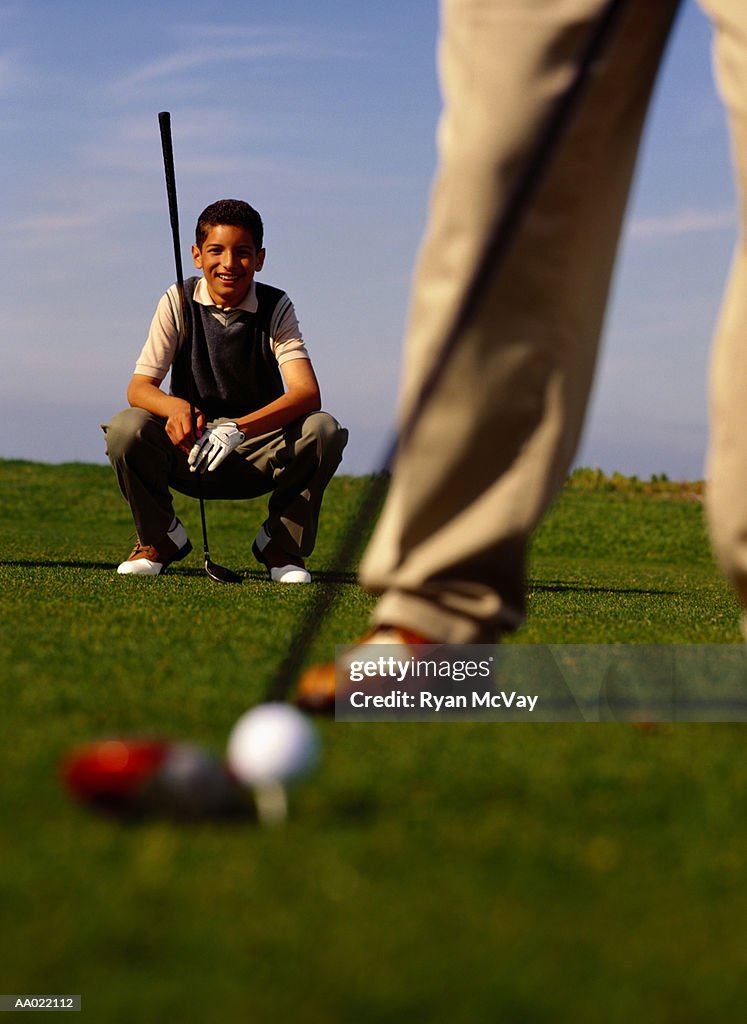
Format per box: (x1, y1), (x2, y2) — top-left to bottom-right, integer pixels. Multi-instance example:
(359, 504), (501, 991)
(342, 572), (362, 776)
(103, 408), (180, 545)
(360, 0), (680, 642)
(237, 412), (348, 558)
(702, 0), (747, 630)
(104, 408), (347, 559)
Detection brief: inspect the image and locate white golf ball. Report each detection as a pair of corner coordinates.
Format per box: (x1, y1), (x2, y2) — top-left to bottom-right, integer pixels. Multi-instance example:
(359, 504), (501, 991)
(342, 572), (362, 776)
(226, 703), (320, 786)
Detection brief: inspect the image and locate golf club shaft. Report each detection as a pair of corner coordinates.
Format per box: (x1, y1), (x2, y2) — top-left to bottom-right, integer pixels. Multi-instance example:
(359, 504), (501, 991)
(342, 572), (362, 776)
(158, 112), (228, 575)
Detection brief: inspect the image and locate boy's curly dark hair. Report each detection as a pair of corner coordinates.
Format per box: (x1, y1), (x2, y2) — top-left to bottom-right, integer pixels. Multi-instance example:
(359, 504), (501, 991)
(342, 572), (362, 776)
(195, 199), (264, 250)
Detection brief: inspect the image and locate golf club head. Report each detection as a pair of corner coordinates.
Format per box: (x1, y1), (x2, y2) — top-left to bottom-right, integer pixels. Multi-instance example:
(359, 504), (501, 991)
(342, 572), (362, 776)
(62, 738), (251, 820)
(205, 557), (242, 584)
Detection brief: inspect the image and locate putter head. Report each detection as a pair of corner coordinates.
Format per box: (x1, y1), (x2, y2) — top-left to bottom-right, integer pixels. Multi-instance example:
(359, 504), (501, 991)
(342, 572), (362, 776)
(205, 557), (242, 584)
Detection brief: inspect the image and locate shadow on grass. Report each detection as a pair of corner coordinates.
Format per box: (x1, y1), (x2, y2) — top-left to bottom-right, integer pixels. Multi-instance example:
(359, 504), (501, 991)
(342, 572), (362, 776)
(168, 567), (360, 584)
(0, 560), (359, 585)
(531, 579), (678, 596)
(308, 570), (360, 585)
(1, 562), (668, 598)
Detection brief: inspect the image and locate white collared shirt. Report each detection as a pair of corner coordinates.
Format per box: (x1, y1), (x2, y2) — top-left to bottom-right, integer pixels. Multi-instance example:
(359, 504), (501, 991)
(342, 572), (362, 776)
(134, 277), (309, 381)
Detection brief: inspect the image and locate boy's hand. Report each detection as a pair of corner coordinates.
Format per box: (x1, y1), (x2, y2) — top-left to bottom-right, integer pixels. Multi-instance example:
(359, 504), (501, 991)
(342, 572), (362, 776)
(165, 402), (205, 453)
(188, 422), (245, 473)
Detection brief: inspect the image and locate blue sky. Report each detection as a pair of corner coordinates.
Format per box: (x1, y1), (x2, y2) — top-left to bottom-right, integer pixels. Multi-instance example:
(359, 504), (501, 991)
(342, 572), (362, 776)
(0, 1), (737, 478)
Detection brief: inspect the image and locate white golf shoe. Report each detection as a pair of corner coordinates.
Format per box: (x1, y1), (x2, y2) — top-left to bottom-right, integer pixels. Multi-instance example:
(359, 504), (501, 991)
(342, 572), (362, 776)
(252, 525), (311, 583)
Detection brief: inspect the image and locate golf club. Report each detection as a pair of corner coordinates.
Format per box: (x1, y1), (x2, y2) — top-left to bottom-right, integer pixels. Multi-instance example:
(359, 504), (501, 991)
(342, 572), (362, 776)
(158, 111), (242, 585)
(264, 0), (663, 702)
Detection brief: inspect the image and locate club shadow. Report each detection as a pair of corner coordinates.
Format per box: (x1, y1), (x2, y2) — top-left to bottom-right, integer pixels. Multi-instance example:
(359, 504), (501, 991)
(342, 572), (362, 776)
(166, 567), (359, 585)
(530, 579), (678, 596)
(307, 570), (359, 585)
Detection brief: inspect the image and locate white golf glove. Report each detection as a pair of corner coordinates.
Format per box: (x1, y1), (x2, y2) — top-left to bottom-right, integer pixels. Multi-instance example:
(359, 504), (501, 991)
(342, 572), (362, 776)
(188, 422), (245, 473)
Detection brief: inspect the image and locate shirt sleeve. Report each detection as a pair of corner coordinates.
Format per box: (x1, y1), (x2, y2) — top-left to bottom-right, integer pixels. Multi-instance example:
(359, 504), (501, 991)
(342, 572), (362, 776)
(133, 286), (182, 379)
(269, 292), (310, 366)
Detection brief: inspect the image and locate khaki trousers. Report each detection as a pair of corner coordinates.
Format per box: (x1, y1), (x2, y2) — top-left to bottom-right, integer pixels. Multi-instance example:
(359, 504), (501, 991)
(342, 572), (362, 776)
(104, 408), (347, 558)
(361, 0), (747, 642)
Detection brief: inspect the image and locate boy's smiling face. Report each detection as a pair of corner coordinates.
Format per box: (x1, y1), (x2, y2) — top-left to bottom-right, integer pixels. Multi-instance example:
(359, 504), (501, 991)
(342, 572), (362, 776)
(192, 223), (265, 308)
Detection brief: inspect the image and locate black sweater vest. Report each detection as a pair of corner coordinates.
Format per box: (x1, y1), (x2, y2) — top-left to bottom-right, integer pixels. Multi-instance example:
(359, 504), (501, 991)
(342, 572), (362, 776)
(170, 277), (286, 421)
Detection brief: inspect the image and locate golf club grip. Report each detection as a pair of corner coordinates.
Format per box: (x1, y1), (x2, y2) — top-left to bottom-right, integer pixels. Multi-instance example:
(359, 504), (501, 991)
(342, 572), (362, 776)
(158, 112), (185, 288)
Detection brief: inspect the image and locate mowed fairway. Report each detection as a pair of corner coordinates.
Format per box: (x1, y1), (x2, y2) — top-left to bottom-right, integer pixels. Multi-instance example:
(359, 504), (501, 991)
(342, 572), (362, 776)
(1, 459), (746, 1023)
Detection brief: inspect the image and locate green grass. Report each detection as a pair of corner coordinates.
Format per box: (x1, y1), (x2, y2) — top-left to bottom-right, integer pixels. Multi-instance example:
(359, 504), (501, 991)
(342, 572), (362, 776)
(1, 459), (746, 1023)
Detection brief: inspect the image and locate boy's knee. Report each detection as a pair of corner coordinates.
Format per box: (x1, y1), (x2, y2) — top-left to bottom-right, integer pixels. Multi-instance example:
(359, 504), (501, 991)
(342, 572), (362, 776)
(301, 411), (348, 462)
(104, 408), (159, 461)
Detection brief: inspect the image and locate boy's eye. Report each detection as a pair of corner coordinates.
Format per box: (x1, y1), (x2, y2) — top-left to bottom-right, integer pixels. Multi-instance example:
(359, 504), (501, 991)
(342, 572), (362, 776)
(206, 247), (253, 258)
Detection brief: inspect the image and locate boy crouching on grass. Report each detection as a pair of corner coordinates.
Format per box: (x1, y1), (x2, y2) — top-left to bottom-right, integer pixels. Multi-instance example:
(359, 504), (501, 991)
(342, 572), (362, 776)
(104, 199), (348, 581)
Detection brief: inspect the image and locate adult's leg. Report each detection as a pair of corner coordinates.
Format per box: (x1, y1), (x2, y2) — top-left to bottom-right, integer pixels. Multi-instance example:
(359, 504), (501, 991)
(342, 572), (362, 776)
(360, 0), (681, 643)
(701, 0), (747, 631)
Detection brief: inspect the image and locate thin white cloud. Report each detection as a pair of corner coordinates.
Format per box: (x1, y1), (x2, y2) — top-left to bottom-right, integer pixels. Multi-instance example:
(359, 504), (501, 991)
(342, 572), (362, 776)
(116, 43), (297, 89)
(187, 23), (362, 46)
(76, 110), (282, 183)
(109, 29), (362, 99)
(628, 207), (736, 240)
(11, 212), (99, 233)
(7, 184), (163, 250)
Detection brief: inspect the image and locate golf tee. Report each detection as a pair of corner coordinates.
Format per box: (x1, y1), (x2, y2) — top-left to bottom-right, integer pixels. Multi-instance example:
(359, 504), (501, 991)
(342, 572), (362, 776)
(253, 780), (288, 826)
